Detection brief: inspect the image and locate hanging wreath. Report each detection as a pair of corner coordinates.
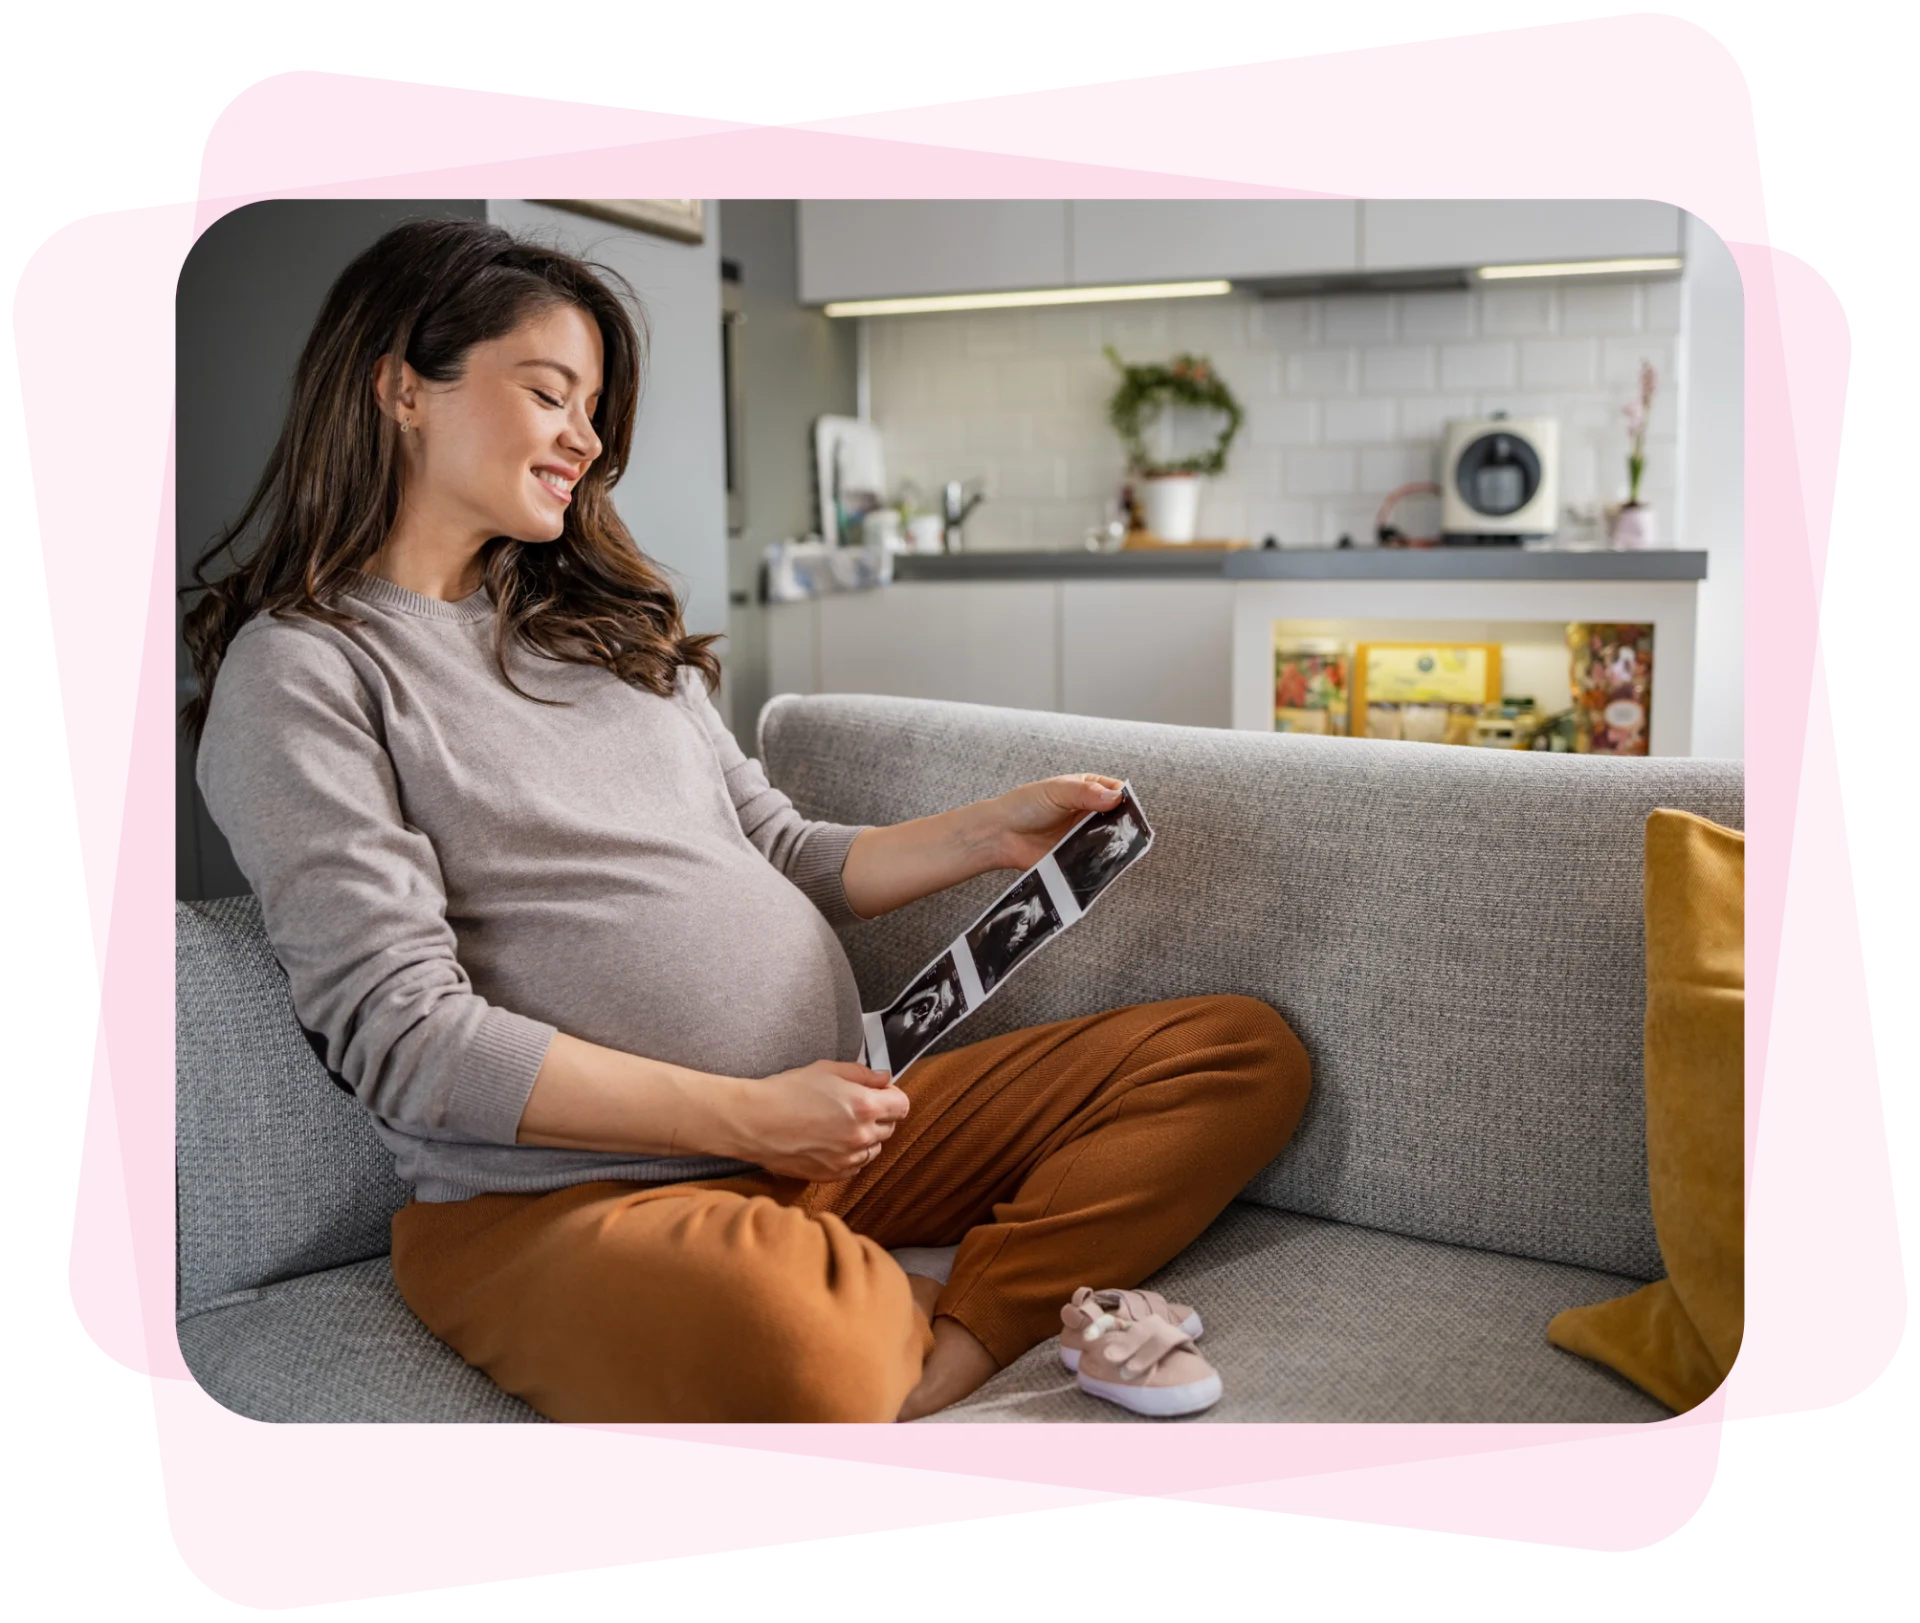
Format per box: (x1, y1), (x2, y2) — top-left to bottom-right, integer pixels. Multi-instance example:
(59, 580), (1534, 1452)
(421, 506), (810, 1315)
(1104, 344), (1245, 477)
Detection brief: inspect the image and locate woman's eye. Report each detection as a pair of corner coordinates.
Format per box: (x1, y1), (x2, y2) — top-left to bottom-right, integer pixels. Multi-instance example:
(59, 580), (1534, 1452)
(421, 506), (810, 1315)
(535, 390), (563, 408)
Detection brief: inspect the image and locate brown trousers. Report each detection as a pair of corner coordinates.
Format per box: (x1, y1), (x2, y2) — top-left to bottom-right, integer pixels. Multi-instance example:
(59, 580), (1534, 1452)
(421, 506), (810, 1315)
(391, 994), (1310, 1422)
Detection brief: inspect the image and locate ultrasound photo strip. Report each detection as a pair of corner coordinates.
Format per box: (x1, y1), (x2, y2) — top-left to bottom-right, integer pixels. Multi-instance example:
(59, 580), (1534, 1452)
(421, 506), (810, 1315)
(861, 782), (1155, 1079)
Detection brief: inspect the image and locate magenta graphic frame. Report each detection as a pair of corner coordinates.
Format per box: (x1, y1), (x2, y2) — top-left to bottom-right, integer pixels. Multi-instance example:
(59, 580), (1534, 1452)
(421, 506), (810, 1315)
(19, 16), (1900, 1605)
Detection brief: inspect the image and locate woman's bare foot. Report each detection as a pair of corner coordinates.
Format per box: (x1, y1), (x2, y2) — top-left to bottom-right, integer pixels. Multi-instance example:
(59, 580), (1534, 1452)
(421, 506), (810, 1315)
(905, 1272), (942, 1322)
(896, 1312), (999, 1421)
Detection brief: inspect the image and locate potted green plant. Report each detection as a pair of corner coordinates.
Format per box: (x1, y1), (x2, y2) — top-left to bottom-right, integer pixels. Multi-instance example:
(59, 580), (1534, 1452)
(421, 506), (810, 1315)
(1104, 346), (1244, 543)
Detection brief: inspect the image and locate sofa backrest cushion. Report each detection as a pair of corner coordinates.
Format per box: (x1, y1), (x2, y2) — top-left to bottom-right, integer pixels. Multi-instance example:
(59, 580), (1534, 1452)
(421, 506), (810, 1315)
(761, 694), (1744, 1280)
(176, 895), (410, 1310)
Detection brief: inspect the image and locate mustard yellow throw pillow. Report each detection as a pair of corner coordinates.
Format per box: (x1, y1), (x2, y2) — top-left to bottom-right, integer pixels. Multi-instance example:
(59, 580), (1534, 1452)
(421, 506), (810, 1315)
(1548, 808), (1745, 1413)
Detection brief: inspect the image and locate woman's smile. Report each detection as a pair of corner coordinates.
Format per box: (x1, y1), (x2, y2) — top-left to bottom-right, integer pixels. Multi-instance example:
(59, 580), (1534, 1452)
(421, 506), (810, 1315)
(533, 465), (579, 505)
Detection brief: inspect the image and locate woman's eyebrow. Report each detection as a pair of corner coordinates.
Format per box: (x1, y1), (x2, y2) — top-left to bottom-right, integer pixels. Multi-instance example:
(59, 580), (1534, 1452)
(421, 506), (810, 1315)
(515, 358), (596, 390)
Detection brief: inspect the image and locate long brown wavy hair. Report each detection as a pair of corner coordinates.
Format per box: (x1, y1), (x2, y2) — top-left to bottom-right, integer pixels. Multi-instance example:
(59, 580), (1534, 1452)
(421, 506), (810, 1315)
(180, 216), (721, 744)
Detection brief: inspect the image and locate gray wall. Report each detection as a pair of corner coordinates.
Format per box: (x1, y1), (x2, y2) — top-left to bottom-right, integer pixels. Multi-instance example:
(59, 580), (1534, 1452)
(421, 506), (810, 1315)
(175, 199), (489, 900)
(486, 200), (729, 721)
(714, 201), (859, 737)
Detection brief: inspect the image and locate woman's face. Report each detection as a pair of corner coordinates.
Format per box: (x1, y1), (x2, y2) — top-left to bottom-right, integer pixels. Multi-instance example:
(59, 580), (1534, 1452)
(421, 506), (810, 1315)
(402, 301), (606, 546)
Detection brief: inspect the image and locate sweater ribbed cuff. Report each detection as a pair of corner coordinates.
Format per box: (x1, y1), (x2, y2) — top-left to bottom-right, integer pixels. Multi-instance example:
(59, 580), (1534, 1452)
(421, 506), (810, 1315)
(785, 822), (871, 928)
(452, 1007), (559, 1144)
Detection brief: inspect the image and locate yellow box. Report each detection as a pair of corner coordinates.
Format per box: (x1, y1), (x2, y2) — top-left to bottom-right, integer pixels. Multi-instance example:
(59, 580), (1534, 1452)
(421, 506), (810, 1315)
(1352, 642), (1502, 732)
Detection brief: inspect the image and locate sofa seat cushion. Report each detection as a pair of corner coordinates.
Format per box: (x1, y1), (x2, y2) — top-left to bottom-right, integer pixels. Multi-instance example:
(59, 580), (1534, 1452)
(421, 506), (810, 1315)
(178, 1205), (1667, 1425)
(939, 1203), (1670, 1423)
(177, 1257), (543, 1423)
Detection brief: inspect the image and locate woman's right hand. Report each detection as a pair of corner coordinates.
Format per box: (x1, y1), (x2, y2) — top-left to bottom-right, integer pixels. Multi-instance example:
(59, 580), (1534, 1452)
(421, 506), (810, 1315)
(732, 1060), (910, 1182)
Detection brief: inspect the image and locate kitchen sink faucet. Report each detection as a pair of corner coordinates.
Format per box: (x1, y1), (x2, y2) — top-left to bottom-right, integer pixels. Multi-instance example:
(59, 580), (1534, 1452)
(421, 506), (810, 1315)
(942, 480), (985, 551)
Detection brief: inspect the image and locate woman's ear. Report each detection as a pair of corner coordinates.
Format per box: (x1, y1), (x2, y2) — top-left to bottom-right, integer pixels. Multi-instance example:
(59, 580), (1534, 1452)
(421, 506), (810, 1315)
(372, 352), (419, 427)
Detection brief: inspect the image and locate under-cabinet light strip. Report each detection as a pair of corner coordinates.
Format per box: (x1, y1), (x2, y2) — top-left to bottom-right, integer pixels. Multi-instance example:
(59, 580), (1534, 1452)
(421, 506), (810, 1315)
(1474, 257), (1684, 281)
(821, 280), (1233, 317)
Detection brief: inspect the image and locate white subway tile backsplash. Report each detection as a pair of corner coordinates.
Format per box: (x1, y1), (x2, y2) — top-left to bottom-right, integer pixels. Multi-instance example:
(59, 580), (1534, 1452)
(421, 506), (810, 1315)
(1285, 449), (1357, 496)
(1244, 398), (1317, 448)
(1323, 398), (1397, 444)
(1521, 338), (1599, 388)
(937, 362), (1000, 409)
(1561, 442), (1600, 504)
(1102, 304), (1171, 352)
(869, 355), (930, 410)
(1399, 395), (1478, 440)
(1032, 411), (1113, 456)
(1646, 388), (1679, 438)
(1244, 399), (1318, 448)
(1248, 297), (1315, 346)
(963, 411), (1033, 455)
(994, 358), (1067, 408)
(1361, 445), (1438, 489)
(1222, 446), (1285, 496)
(1479, 287), (1556, 335)
(959, 504), (1032, 550)
(1286, 348), (1357, 393)
(1246, 500), (1319, 548)
(1064, 453), (1127, 500)
(1361, 345), (1436, 393)
(1560, 283), (1641, 335)
(1642, 278), (1683, 335)
(1169, 297), (1251, 354)
(1197, 495), (1249, 540)
(890, 313), (965, 368)
(1026, 308), (1104, 355)
(965, 311), (1032, 358)
(1319, 501), (1381, 547)
(868, 277), (1686, 555)
(1603, 336), (1671, 385)
(1397, 290), (1475, 340)
(1441, 342), (1518, 390)
(1063, 353), (1127, 410)
(993, 452), (1067, 499)
(1323, 295), (1396, 342)
(1027, 499), (1107, 548)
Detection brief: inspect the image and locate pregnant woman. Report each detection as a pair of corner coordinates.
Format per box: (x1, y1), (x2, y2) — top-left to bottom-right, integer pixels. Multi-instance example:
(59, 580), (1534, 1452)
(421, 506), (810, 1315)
(182, 218), (1312, 1422)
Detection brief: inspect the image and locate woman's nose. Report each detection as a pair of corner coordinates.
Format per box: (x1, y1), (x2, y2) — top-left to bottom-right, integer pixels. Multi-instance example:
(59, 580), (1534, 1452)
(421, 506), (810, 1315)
(564, 410), (601, 463)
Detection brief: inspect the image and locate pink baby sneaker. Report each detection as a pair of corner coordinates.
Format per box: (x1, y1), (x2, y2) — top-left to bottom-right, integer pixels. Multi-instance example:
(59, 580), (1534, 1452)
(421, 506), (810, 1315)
(1057, 1287), (1202, 1372)
(1068, 1312), (1221, 1417)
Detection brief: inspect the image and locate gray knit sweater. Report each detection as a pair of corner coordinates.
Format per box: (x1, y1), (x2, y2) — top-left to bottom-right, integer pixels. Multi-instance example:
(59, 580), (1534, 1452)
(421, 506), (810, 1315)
(196, 572), (870, 1201)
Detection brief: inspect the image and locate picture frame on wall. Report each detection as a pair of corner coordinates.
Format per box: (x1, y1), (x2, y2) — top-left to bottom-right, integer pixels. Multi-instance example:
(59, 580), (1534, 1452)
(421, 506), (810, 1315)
(537, 200), (706, 243)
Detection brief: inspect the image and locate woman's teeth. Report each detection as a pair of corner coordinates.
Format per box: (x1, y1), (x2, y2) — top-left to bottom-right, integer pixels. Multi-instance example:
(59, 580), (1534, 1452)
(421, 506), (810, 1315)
(535, 470), (573, 494)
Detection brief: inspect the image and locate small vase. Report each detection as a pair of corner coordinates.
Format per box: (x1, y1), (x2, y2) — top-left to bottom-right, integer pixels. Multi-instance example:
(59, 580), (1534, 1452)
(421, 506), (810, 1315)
(1609, 502), (1658, 550)
(1141, 473), (1201, 543)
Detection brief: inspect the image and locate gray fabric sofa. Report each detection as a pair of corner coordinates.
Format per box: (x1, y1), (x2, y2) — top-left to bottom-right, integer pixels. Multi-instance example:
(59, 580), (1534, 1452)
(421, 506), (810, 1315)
(176, 693), (1743, 1423)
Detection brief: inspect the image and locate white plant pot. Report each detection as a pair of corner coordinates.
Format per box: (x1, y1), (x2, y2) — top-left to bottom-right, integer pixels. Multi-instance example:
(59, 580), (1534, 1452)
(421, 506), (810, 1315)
(1609, 503), (1658, 550)
(1142, 474), (1201, 543)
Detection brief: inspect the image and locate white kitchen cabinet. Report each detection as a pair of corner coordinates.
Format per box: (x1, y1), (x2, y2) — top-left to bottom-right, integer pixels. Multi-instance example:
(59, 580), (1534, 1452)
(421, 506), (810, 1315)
(1360, 201), (1684, 272)
(797, 202), (1070, 305)
(1068, 201), (1358, 286)
(1061, 582), (1234, 728)
(814, 582), (1058, 711)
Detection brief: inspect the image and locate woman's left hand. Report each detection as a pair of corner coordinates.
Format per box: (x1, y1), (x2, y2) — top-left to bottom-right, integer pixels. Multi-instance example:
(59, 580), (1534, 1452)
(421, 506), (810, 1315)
(988, 774), (1125, 870)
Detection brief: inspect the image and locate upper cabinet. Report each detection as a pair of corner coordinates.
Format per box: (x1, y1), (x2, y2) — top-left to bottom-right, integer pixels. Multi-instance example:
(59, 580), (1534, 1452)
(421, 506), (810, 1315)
(795, 201), (1688, 306)
(797, 201), (1069, 304)
(1359, 201), (1684, 272)
(1068, 200), (1358, 285)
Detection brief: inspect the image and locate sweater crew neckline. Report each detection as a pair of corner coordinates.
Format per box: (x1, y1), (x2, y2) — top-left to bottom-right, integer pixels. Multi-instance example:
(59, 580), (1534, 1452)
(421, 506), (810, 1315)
(345, 570), (496, 624)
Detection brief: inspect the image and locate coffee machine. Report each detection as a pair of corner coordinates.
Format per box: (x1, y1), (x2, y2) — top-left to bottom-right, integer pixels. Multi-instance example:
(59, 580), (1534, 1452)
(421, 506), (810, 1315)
(1440, 414), (1559, 545)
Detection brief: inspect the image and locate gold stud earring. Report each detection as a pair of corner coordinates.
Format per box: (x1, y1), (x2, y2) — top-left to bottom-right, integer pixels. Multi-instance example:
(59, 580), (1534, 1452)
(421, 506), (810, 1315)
(399, 419), (412, 434)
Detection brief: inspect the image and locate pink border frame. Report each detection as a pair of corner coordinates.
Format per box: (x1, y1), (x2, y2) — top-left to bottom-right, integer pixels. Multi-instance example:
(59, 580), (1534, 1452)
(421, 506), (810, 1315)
(19, 16), (1902, 1604)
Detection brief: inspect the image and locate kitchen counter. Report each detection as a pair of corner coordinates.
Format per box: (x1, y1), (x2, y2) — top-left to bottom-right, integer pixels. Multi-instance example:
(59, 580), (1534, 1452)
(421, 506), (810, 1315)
(765, 548), (1704, 754)
(890, 547), (1709, 583)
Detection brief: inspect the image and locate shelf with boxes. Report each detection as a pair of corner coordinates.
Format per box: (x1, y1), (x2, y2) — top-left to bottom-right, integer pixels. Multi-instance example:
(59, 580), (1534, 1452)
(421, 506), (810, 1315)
(1272, 621), (1656, 756)
(1228, 573), (1696, 754)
